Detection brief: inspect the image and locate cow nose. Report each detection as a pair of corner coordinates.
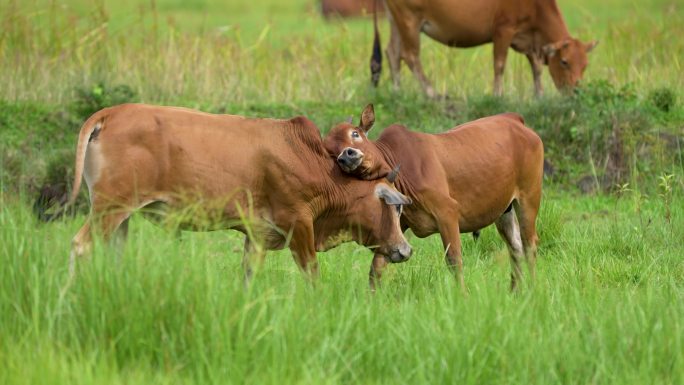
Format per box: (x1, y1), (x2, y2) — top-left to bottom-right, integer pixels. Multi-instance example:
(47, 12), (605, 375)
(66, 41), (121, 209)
(400, 243), (413, 259)
(341, 147), (361, 159)
(389, 243), (412, 263)
(337, 156), (349, 166)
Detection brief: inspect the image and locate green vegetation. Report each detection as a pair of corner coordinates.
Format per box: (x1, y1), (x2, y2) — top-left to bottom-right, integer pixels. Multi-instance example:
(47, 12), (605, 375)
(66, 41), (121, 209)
(1, 0), (683, 383)
(2, 190), (683, 384)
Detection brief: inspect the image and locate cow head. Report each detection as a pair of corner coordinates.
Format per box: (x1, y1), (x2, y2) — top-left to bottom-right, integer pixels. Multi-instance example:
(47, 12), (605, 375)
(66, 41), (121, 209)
(352, 180), (412, 263)
(324, 104), (393, 180)
(543, 38), (598, 93)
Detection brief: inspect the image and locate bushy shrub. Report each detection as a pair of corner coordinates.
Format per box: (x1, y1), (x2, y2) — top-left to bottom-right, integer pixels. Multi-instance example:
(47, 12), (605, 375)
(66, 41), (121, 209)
(648, 87), (677, 113)
(73, 83), (138, 119)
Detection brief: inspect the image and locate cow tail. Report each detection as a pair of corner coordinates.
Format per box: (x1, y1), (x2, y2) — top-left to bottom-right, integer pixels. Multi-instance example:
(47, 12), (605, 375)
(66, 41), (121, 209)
(33, 112), (106, 222)
(370, 0), (382, 87)
(67, 113), (106, 207)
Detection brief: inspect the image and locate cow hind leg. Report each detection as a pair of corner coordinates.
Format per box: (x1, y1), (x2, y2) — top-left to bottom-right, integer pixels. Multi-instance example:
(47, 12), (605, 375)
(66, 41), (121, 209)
(514, 195), (540, 281)
(386, 12), (402, 90)
(69, 209), (132, 277)
(393, 13), (436, 98)
(494, 204), (524, 291)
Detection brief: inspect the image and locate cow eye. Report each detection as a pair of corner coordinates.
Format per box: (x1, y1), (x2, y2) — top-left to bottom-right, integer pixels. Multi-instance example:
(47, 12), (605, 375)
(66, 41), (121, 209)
(560, 58), (569, 68)
(351, 131), (360, 139)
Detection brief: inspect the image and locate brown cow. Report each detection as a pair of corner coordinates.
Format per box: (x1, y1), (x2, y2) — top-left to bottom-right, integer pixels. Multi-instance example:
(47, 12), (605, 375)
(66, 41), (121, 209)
(67, 104), (412, 283)
(370, 0), (598, 97)
(324, 105), (544, 290)
(321, 0), (384, 18)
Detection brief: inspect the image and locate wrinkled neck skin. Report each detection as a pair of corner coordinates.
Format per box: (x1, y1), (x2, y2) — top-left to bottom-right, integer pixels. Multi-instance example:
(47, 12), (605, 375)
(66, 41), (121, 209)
(307, 163), (376, 252)
(286, 119), (376, 251)
(352, 139), (396, 181)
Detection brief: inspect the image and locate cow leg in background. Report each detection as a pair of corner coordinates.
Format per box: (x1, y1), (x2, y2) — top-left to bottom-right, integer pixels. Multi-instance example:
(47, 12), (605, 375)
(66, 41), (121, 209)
(393, 11), (436, 98)
(242, 237), (265, 287)
(494, 207), (524, 291)
(69, 206), (132, 276)
(369, 253), (389, 291)
(386, 12), (403, 90)
(514, 195), (540, 282)
(289, 220), (320, 280)
(492, 28), (515, 96)
(526, 53), (545, 97)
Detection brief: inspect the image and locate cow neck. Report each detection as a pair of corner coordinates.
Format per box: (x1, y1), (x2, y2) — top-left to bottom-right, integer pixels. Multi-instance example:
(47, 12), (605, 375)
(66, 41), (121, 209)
(537, 0), (572, 43)
(374, 138), (419, 200)
(313, 164), (359, 218)
(308, 165), (376, 251)
(286, 118), (372, 237)
(284, 117), (356, 221)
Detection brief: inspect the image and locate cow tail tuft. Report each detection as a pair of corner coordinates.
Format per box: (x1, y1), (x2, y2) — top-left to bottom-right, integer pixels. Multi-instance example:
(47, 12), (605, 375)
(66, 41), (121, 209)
(370, 0), (382, 87)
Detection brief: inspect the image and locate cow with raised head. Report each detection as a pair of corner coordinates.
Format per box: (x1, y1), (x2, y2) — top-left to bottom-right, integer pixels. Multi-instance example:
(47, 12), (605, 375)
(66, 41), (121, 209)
(370, 0), (598, 97)
(324, 104), (544, 290)
(66, 104), (412, 284)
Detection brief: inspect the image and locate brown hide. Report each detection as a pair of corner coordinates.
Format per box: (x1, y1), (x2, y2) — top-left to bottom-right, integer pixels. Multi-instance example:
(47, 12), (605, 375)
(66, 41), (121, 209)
(68, 104), (412, 282)
(374, 0), (597, 96)
(325, 106), (544, 290)
(321, 0), (384, 18)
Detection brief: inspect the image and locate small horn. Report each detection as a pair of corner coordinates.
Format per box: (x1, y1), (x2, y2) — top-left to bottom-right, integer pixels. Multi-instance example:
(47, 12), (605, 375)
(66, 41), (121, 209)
(346, 116), (353, 124)
(387, 164), (401, 183)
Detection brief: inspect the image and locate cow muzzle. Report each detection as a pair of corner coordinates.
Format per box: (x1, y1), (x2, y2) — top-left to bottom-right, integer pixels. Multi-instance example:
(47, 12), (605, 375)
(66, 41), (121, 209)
(337, 147), (364, 173)
(388, 242), (412, 263)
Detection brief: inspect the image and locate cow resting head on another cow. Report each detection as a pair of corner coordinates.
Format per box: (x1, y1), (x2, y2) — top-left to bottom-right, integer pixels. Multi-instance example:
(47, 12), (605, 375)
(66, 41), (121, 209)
(324, 104), (390, 179)
(64, 104), (413, 286)
(325, 103), (544, 292)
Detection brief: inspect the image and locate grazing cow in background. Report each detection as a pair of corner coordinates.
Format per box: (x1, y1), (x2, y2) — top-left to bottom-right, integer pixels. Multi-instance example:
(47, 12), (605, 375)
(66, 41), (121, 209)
(66, 104), (412, 284)
(324, 105), (544, 290)
(370, 0), (598, 97)
(321, 0), (384, 18)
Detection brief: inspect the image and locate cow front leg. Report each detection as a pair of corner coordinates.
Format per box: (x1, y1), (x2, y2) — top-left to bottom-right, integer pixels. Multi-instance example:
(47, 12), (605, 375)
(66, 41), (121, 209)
(526, 53), (544, 97)
(289, 221), (319, 281)
(492, 28), (515, 96)
(438, 219), (465, 293)
(369, 253), (389, 291)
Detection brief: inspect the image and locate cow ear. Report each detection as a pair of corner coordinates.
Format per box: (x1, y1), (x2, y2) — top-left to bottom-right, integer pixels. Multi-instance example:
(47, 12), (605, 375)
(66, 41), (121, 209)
(542, 40), (569, 58)
(359, 104), (375, 133)
(585, 40), (599, 53)
(542, 43), (558, 58)
(376, 184), (412, 205)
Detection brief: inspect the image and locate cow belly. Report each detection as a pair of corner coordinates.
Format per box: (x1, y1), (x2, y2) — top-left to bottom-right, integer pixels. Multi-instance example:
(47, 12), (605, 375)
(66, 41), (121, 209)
(417, 0), (496, 47)
(422, 20), (492, 47)
(456, 191), (516, 232)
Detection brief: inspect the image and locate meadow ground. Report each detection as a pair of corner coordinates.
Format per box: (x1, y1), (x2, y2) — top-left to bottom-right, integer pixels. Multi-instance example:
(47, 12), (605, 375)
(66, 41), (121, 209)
(1, 0), (684, 383)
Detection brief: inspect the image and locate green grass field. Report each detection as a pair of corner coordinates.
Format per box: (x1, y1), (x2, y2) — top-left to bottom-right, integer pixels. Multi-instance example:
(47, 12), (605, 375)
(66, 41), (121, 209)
(1, 0), (684, 383)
